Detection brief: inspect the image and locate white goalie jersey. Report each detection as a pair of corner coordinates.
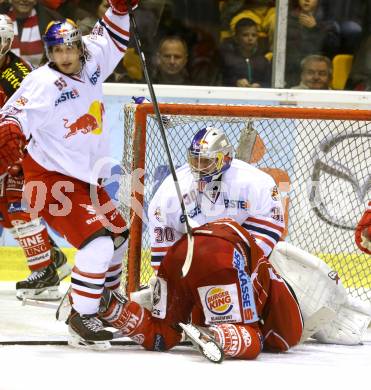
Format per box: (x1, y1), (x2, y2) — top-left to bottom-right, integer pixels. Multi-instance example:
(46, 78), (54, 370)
(148, 158), (285, 270)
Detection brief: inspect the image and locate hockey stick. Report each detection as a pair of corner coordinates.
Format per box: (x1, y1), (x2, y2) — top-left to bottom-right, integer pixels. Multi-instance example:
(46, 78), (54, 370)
(22, 298), (59, 310)
(127, 2), (194, 277)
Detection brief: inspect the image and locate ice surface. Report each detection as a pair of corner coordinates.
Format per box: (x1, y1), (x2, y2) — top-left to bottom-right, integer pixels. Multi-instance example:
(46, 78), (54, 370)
(1, 282), (370, 390)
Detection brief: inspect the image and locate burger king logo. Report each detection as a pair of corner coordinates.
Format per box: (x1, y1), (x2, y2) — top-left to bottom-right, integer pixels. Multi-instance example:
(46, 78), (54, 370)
(205, 287), (233, 315)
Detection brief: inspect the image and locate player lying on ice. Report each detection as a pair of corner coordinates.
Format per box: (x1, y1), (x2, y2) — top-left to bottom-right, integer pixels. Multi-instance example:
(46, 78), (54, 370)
(0, 0), (138, 344)
(90, 218), (304, 360)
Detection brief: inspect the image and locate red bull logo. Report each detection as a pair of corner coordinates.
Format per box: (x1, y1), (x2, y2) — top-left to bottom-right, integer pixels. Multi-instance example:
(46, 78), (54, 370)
(205, 287), (233, 315)
(63, 113), (98, 138)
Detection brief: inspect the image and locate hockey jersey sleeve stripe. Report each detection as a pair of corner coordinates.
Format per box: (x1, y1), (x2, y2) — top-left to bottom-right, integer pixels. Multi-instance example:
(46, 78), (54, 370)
(251, 233), (275, 249)
(251, 237), (275, 257)
(242, 223), (281, 242)
(100, 17), (129, 50)
(102, 14), (130, 37)
(246, 217), (285, 232)
(151, 246), (171, 254)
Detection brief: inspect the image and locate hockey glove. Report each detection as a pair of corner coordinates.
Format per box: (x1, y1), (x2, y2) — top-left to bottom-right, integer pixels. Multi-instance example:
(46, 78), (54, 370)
(355, 202), (371, 255)
(0, 120), (26, 176)
(108, 0), (139, 15)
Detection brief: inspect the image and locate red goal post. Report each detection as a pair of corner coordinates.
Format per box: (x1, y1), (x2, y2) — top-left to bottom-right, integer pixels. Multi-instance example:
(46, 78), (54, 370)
(120, 103), (371, 302)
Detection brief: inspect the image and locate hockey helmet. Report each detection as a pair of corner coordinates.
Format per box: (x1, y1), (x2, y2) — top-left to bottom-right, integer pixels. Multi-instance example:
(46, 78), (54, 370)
(43, 19), (83, 60)
(0, 15), (14, 56)
(188, 127), (233, 183)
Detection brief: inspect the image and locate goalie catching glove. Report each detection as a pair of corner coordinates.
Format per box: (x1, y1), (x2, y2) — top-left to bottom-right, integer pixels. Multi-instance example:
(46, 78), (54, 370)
(0, 119), (26, 176)
(108, 0), (139, 15)
(355, 202), (371, 254)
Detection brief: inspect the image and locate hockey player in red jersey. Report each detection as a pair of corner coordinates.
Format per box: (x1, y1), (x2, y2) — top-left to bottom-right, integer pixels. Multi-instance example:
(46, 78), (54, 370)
(355, 201), (371, 254)
(99, 219), (303, 359)
(0, 14), (69, 301)
(0, 0), (138, 348)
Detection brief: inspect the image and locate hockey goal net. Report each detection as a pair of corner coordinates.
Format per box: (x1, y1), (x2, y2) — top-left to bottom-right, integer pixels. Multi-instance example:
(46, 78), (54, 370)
(119, 103), (371, 303)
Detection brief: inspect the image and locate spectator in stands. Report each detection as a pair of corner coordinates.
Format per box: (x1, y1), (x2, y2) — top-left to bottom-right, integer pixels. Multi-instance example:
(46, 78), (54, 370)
(224, 0), (275, 50)
(155, 0), (221, 86)
(291, 54), (332, 89)
(285, 0), (339, 87)
(151, 35), (190, 85)
(7, 0), (61, 67)
(345, 34), (371, 91)
(320, 0), (364, 54)
(219, 17), (271, 87)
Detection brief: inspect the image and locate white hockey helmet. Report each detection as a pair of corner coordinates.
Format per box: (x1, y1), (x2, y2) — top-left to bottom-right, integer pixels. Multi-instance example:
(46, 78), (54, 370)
(0, 14), (14, 56)
(188, 127), (234, 183)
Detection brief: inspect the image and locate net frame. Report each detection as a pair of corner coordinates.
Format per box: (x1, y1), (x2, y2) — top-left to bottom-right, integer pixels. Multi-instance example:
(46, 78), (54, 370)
(121, 103), (371, 299)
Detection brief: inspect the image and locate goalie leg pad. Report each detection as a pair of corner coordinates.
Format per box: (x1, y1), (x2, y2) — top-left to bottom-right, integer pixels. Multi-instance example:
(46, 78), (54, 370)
(269, 242), (371, 344)
(209, 323), (262, 359)
(314, 296), (371, 345)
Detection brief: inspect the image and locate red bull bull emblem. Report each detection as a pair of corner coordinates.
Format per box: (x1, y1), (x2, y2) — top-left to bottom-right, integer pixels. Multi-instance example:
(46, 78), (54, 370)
(63, 114), (99, 138)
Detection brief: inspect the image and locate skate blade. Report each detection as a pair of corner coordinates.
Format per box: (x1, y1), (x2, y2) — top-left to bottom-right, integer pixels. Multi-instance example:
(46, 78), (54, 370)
(68, 330), (111, 351)
(16, 287), (62, 301)
(57, 263), (72, 281)
(179, 323), (224, 363)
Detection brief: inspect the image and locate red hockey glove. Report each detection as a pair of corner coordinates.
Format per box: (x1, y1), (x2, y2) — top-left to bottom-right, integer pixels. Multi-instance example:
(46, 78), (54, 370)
(0, 120), (26, 176)
(355, 202), (371, 254)
(108, 0), (139, 15)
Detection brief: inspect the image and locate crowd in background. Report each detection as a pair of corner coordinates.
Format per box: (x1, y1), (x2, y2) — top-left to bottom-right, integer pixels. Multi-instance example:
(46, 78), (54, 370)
(2, 0), (371, 90)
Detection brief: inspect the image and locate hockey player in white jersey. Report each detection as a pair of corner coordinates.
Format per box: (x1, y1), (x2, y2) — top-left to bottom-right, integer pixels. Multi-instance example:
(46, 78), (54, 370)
(0, 0), (139, 349)
(148, 126), (285, 271)
(0, 14), (70, 302)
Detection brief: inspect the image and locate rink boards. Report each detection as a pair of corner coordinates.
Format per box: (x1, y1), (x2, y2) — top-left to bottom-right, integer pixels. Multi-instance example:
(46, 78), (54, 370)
(0, 247), (370, 289)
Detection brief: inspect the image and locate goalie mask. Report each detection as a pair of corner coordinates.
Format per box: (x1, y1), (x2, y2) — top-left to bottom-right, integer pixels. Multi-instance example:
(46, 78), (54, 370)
(188, 127), (233, 183)
(43, 19), (84, 62)
(0, 15), (14, 56)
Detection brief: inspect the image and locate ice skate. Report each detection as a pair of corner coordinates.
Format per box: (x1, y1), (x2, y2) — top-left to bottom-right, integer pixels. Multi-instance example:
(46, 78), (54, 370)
(67, 308), (113, 351)
(16, 263), (61, 301)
